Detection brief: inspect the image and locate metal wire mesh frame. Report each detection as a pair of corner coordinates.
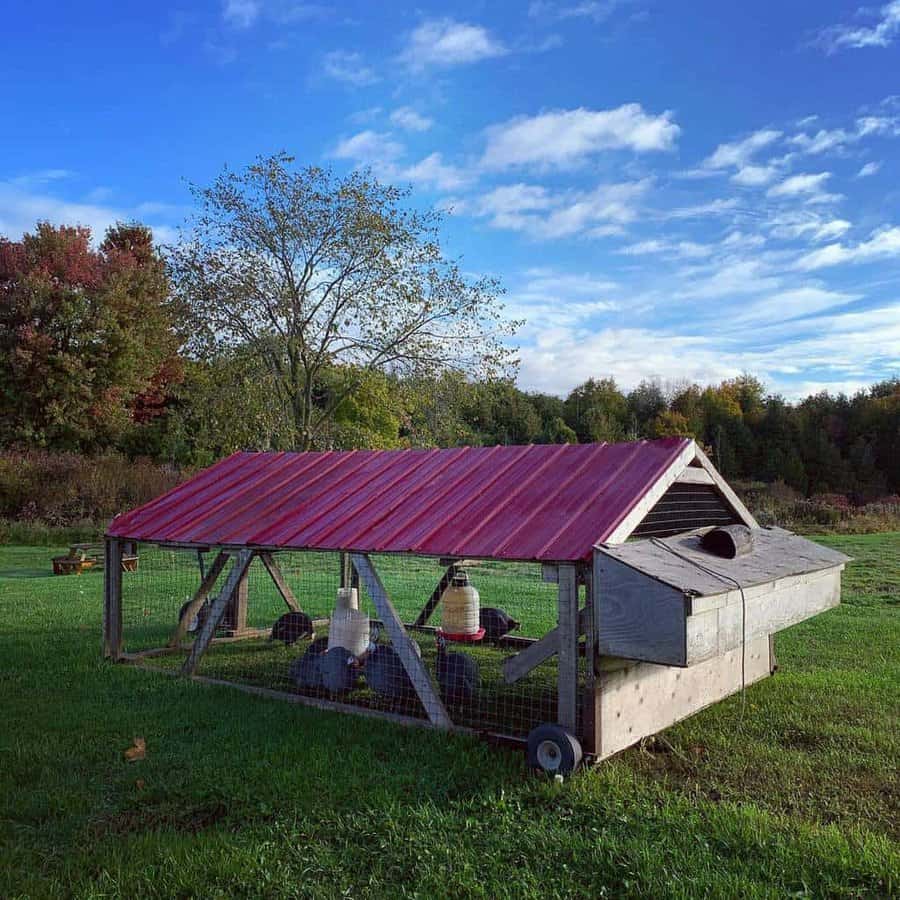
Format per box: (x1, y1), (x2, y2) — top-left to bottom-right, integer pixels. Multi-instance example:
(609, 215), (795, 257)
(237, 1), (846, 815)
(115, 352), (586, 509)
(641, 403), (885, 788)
(103, 537), (595, 751)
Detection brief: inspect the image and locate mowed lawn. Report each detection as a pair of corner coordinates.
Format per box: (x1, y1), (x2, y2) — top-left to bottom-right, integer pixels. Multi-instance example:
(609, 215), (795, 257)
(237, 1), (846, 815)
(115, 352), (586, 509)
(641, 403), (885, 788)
(0, 534), (897, 898)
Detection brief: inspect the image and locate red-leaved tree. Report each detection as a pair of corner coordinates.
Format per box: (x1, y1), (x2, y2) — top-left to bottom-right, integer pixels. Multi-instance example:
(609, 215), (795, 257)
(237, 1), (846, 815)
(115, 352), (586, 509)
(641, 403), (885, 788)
(0, 222), (182, 449)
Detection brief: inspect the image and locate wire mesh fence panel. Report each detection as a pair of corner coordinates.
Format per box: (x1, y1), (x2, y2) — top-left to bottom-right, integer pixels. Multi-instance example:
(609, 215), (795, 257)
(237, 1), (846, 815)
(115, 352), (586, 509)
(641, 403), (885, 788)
(121, 547), (586, 740)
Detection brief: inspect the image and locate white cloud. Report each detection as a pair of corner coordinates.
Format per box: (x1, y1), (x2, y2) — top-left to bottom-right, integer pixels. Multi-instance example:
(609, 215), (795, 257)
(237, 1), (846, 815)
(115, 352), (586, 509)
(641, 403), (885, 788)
(768, 212), (852, 243)
(400, 19), (506, 70)
(323, 50), (379, 86)
(508, 267), (621, 331)
(0, 178), (176, 247)
(857, 161), (882, 177)
(481, 104), (679, 171)
(703, 129), (781, 170)
(331, 130), (403, 165)
(795, 225), (900, 270)
(814, 1), (900, 53)
(663, 198), (739, 220)
(767, 172), (831, 197)
(788, 127), (852, 155)
(731, 164), (778, 186)
(528, 1), (632, 22)
(731, 287), (860, 325)
(223, 0), (260, 28)
(620, 238), (713, 259)
(473, 180), (649, 238)
(401, 153), (470, 191)
(390, 107), (433, 132)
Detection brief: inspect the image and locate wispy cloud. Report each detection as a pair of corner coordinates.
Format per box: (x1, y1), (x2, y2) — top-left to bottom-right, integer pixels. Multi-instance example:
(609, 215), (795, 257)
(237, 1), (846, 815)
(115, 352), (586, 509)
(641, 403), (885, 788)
(527, 1), (632, 22)
(813, 1), (900, 53)
(703, 129), (781, 170)
(400, 19), (506, 70)
(223, 0), (260, 29)
(767, 172), (832, 198)
(322, 50), (379, 86)
(481, 104), (679, 171)
(795, 225), (900, 270)
(857, 161), (882, 177)
(390, 107), (433, 132)
(401, 153), (470, 191)
(471, 179), (650, 238)
(0, 177), (177, 246)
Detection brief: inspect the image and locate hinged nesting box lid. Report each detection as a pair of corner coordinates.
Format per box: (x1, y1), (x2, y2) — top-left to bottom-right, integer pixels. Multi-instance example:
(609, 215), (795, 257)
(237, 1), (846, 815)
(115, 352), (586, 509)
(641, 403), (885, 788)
(596, 526), (850, 597)
(592, 528), (850, 668)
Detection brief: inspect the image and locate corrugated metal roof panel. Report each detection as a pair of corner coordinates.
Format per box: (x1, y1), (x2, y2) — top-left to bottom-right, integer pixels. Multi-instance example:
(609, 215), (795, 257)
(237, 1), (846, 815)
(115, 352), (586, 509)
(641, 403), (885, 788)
(107, 438), (692, 562)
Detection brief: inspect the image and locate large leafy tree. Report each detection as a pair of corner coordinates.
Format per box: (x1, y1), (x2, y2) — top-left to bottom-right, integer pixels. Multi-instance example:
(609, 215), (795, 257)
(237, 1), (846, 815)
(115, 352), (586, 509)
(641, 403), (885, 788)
(170, 153), (517, 451)
(0, 222), (179, 449)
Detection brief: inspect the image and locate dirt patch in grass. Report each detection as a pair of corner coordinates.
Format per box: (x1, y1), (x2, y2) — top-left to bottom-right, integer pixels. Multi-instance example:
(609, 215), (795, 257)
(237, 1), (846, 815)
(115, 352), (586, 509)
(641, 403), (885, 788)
(88, 801), (230, 837)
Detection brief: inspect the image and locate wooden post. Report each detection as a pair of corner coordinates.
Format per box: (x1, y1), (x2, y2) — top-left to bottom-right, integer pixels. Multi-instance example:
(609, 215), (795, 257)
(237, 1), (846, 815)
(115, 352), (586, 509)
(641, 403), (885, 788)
(259, 551), (300, 612)
(182, 550), (255, 676)
(557, 564), (579, 733)
(581, 562), (601, 755)
(351, 553), (452, 729)
(339, 552), (352, 590)
(222, 569), (250, 635)
(103, 538), (124, 660)
(168, 551), (230, 648)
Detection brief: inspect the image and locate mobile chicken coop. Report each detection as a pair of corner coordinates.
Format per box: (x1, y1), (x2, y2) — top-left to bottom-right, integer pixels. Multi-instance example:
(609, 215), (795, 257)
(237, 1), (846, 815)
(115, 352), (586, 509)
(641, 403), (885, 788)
(104, 438), (848, 773)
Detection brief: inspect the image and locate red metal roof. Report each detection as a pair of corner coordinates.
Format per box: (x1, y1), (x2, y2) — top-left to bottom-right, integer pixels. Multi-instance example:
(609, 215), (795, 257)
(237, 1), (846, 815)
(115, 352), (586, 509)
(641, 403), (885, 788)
(107, 438), (691, 562)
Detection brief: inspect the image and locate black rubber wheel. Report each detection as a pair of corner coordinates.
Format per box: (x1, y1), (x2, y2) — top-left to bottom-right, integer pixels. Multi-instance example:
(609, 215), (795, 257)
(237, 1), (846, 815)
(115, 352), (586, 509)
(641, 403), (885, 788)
(527, 723), (582, 775)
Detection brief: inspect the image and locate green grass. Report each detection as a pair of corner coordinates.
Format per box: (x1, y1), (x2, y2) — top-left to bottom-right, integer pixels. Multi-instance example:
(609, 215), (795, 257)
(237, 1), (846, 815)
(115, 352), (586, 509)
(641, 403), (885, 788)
(1, 535), (898, 898)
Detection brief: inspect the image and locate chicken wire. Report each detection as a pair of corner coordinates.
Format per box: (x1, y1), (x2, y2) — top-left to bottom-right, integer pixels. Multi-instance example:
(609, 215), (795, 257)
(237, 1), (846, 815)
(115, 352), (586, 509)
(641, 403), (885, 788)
(119, 545), (587, 740)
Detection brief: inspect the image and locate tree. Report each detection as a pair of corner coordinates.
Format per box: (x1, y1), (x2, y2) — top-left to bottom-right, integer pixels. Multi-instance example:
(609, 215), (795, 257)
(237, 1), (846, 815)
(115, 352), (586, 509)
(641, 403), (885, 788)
(170, 154), (517, 451)
(563, 378), (627, 443)
(0, 222), (179, 449)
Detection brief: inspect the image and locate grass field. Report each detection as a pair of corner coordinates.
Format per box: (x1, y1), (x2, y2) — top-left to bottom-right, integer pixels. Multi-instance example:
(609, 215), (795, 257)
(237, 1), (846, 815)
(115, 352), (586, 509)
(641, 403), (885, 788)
(1, 533), (897, 898)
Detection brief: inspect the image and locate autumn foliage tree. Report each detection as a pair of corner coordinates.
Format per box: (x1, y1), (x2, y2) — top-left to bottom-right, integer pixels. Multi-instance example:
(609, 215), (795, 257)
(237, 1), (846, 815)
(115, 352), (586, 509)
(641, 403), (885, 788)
(170, 154), (517, 451)
(0, 222), (180, 449)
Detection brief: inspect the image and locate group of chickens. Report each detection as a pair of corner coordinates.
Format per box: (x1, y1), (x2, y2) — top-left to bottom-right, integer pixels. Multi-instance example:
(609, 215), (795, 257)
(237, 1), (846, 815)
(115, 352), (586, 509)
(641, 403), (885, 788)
(270, 605), (520, 707)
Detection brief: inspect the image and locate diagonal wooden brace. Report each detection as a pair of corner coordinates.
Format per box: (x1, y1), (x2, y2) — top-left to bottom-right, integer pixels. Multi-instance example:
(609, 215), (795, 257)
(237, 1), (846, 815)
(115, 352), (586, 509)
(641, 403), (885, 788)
(181, 550), (255, 675)
(502, 605), (591, 685)
(351, 553), (451, 729)
(412, 563), (460, 627)
(259, 551), (300, 612)
(168, 551), (230, 648)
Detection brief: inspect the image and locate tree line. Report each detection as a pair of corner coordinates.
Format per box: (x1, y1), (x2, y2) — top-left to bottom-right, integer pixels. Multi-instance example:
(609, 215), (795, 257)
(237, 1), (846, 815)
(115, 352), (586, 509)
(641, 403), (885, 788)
(1, 155), (898, 500)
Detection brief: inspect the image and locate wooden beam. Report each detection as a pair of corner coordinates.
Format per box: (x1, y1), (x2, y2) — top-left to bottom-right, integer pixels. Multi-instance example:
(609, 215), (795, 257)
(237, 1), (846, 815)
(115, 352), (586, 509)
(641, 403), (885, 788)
(103, 538), (123, 660)
(502, 606), (590, 684)
(351, 553), (452, 729)
(412, 562), (458, 627)
(675, 467), (715, 485)
(168, 551), (230, 648)
(557, 564), (579, 732)
(581, 564), (601, 755)
(604, 440), (699, 544)
(541, 564), (559, 583)
(182, 550), (255, 676)
(339, 552), (352, 590)
(692, 444), (759, 528)
(259, 551), (300, 612)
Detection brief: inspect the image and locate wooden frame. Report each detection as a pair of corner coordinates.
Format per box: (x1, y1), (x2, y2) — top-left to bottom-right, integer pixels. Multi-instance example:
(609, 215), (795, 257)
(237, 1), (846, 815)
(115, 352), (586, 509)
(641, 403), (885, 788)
(258, 552), (301, 612)
(351, 553), (452, 729)
(182, 549), (255, 675)
(103, 538), (123, 660)
(168, 550), (230, 648)
(412, 562), (460, 627)
(556, 564), (579, 732)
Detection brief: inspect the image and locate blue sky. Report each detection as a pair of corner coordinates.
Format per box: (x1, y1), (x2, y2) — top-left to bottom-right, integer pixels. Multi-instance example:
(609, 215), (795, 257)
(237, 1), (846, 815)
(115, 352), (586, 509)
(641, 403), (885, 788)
(2, 1), (899, 399)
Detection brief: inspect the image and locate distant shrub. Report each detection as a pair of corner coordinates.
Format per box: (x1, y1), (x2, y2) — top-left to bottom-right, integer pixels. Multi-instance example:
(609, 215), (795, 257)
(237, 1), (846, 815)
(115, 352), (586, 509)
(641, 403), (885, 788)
(0, 449), (185, 531)
(742, 482), (900, 534)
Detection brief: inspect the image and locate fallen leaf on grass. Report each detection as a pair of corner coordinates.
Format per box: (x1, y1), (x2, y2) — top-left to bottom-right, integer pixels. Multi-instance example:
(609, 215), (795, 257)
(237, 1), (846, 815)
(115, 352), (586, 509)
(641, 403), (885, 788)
(123, 737), (146, 762)
(135, 779), (145, 790)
